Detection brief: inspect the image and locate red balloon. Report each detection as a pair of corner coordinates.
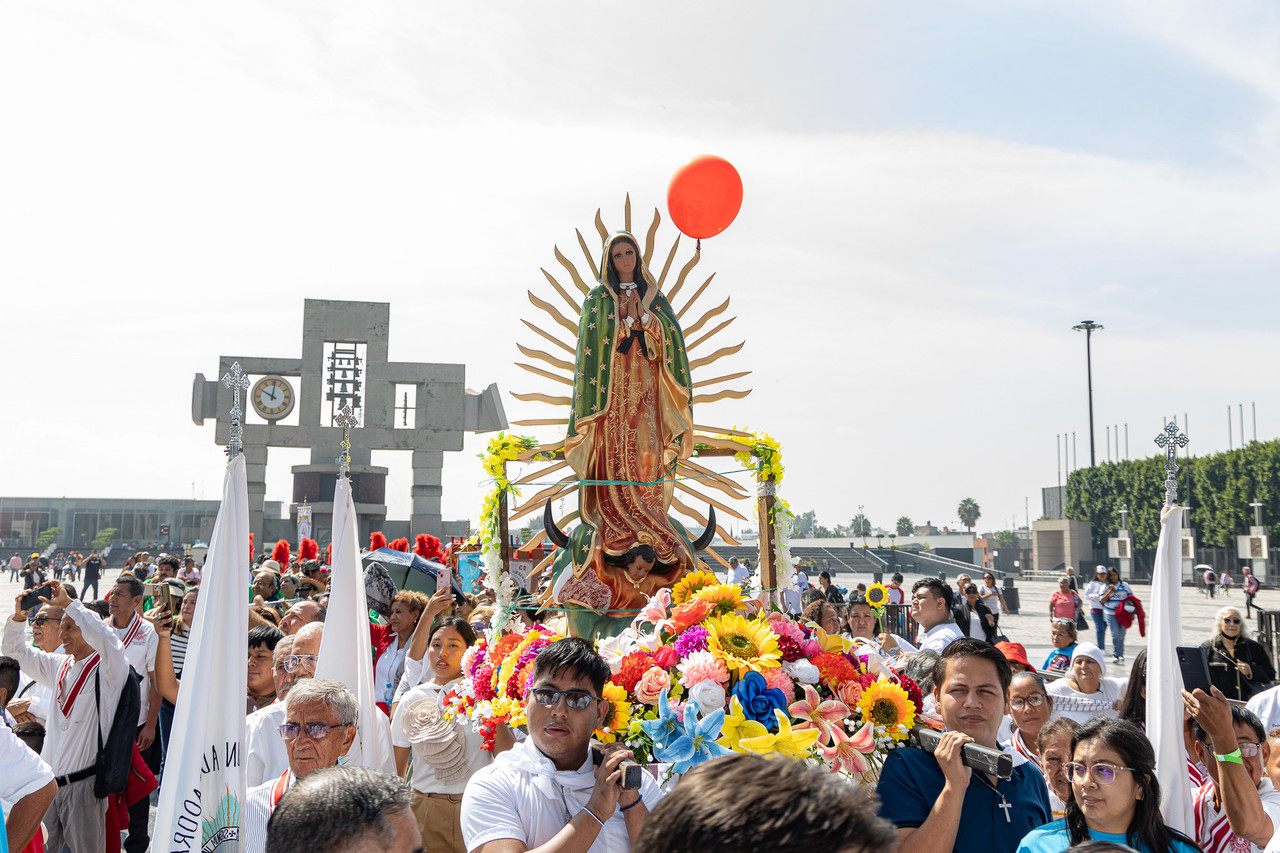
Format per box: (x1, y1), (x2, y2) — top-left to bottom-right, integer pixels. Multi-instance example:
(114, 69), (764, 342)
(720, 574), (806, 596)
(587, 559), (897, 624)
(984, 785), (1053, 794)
(666, 155), (743, 240)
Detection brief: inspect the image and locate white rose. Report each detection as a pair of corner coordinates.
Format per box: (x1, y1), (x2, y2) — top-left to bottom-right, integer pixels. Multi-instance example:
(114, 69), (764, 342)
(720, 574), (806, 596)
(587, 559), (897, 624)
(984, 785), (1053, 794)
(783, 658), (821, 684)
(688, 680), (727, 715)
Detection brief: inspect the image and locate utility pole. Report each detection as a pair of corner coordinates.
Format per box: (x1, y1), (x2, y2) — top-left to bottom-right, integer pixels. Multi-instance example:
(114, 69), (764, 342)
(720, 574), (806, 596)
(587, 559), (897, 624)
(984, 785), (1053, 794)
(1073, 320), (1103, 466)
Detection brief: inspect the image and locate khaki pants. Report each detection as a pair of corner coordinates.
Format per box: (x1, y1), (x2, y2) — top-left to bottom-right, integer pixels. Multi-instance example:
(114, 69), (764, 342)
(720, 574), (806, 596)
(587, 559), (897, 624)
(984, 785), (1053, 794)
(46, 778), (107, 853)
(411, 791), (465, 853)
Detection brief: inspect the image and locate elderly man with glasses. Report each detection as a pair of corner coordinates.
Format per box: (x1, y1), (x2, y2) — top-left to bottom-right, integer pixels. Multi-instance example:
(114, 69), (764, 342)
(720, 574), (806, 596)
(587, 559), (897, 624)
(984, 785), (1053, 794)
(246, 623), (323, 786)
(462, 638), (664, 853)
(243, 678), (358, 853)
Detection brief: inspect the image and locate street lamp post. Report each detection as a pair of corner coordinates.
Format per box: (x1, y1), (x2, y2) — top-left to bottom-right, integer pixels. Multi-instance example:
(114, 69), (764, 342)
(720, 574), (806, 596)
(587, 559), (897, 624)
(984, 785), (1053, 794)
(1073, 320), (1104, 467)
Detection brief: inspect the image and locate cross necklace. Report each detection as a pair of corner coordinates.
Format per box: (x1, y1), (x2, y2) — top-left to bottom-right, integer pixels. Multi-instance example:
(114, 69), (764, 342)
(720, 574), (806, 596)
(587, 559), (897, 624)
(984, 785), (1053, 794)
(972, 772), (1011, 822)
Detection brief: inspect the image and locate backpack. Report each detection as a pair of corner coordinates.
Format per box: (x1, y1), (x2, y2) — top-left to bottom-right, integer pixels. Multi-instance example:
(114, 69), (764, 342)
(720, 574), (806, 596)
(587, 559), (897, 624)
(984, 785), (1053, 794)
(93, 665), (142, 798)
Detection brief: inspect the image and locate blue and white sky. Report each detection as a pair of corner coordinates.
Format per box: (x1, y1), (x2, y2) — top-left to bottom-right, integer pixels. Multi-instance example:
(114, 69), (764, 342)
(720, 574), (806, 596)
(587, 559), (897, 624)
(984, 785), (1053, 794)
(5, 1), (1279, 536)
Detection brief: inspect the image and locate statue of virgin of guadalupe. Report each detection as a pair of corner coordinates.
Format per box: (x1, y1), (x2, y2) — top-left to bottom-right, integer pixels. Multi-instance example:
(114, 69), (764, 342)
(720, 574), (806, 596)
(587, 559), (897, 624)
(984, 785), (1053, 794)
(549, 231), (710, 631)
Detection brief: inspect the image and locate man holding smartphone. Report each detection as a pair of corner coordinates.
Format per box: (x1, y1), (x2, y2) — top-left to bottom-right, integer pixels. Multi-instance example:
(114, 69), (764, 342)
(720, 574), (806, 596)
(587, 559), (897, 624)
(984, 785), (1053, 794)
(462, 638), (663, 853)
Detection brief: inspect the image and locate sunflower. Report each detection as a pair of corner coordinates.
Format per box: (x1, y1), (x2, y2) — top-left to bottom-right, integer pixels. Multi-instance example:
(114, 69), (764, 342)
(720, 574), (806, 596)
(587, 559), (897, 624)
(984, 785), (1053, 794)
(595, 681), (633, 744)
(705, 614), (781, 676)
(692, 583), (746, 616)
(856, 679), (916, 739)
(864, 582), (891, 610)
(672, 569), (719, 605)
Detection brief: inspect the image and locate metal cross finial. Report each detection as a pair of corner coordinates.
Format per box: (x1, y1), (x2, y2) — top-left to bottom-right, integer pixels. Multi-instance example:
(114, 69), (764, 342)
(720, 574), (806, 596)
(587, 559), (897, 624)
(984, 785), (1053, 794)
(221, 361), (252, 459)
(335, 405), (359, 478)
(1154, 421), (1189, 507)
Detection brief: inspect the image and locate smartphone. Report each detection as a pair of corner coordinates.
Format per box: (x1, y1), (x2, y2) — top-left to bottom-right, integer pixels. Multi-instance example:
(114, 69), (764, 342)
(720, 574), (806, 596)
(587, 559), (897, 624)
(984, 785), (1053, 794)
(143, 583), (160, 598)
(20, 583), (55, 612)
(437, 565), (451, 594)
(1177, 645), (1213, 693)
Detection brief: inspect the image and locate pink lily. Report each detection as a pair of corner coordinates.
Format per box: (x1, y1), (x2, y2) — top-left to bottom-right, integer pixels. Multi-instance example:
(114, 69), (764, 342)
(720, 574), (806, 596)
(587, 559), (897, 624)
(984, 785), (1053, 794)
(820, 722), (876, 775)
(633, 588), (674, 632)
(788, 684), (849, 747)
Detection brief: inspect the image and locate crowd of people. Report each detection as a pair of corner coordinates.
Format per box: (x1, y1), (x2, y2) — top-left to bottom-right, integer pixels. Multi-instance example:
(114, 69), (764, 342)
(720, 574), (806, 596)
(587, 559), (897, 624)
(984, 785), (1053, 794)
(1, 547), (1278, 853)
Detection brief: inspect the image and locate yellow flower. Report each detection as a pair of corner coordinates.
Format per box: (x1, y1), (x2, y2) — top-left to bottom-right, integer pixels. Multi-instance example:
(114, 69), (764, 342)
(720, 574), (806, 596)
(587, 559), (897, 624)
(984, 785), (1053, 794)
(864, 583), (891, 609)
(738, 709), (819, 760)
(672, 569), (719, 605)
(716, 697), (769, 753)
(692, 583), (746, 616)
(806, 624), (853, 654)
(705, 614), (781, 677)
(595, 682), (632, 744)
(857, 679), (916, 740)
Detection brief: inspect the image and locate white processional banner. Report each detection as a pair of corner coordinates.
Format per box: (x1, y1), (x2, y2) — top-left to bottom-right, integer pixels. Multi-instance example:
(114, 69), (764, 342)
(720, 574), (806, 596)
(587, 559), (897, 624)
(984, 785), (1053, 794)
(153, 454), (250, 853)
(1149, 504), (1191, 834)
(315, 475), (395, 772)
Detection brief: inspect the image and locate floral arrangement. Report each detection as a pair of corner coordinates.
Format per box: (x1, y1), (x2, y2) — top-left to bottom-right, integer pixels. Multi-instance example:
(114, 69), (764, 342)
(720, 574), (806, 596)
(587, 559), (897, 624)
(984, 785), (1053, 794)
(446, 579), (922, 785)
(475, 433), (539, 626)
(731, 430), (794, 594)
(442, 624), (562, 751)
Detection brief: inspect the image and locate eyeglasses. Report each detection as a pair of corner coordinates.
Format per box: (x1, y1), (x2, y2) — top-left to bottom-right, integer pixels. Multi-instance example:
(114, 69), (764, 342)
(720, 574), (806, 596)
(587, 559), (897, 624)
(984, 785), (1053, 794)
(278, 654), (318, 673)
(1009, 694), (1047, 712)
(530, 687), (599, 711)
(1207, 742), (1261, 759)
(277, 722), (350, 741)
(1065, 762), (1138, 785)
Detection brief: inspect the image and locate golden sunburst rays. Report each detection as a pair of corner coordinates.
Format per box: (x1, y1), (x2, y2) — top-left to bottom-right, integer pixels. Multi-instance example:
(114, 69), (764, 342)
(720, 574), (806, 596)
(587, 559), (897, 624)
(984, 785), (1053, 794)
(507, 197), (755, 560)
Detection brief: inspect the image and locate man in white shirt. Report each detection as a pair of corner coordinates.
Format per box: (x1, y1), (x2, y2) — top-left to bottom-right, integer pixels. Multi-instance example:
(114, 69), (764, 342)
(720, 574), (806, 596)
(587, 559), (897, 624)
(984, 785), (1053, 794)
(1082, 566), (1110, 650)
(6, 603), (64, 726)
(1185, 687), (1280, 853)
(106, 575), (161, 853)
(246, 623), (322, 786)
(728, 559), (748, 590)
(2, 580), (130, 853)
(462, 638), (664, 853)
(880, 578), (963, 655)
(0, 722), (57, 851)
(243, 678), (358, 853)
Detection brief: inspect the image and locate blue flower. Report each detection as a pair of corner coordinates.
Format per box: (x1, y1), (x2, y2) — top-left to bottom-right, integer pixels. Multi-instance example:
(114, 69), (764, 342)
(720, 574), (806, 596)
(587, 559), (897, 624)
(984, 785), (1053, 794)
(639, 689), (682, 745)
(653, 702), (732, 775)
(730, 671), (788, 731)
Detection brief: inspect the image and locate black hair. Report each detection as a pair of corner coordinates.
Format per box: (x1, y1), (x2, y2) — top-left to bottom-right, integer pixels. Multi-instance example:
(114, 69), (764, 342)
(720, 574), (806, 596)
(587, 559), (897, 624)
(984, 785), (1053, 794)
(622, 543), (656, 566)
(531, 637), (611, 695)
(248, 625), (285, 652)
(0, 656), (19, 703)
(1065, 718), (1198, 852)
(428, 617), (477, 648)
(1010, 670), (1049, 697)
(603, 234), (647, 295)
(1116, 650), (1148, 727)
(1193, 704), (1265, 745)
(157, 554), (181, 570)
(844, 594), (882, 635)
(912, 577), (954, 610)
(114, 575), (145, 600)
(633, 754), (897, 853)
(933, 637), (1012, 696)
(819, 571), (831, 581)
(891, 572), (904, 583)
(11, 721), (44, 755)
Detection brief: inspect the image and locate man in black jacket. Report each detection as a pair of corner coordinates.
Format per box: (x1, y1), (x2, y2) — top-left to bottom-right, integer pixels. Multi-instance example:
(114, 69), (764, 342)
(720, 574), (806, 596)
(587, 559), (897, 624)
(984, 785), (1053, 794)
(953, 584), (998, 644)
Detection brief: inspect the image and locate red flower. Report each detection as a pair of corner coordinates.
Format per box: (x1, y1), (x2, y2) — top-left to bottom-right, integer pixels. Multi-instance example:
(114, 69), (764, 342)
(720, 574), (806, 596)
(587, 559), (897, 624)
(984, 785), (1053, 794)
(615, 652), (657, 693)
(812, 652), (858, 689)
(898, 673), (925, 715)
(474, 664), (496, 701)
(651, 645), (679, 669)
(777, 636), (805, 663)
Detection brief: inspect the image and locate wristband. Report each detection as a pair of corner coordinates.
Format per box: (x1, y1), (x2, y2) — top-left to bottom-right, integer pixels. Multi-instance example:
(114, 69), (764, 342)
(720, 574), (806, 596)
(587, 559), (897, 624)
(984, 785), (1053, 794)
(1215, 749), (1244, 765)
(581, 807), (605, 826)
(620, 798), (643, 813)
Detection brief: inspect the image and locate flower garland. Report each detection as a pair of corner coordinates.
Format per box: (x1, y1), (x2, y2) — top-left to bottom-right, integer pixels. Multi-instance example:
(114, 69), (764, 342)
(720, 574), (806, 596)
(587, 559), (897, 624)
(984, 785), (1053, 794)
(731, 430), (794, 597)
(477, 433), (538, 628)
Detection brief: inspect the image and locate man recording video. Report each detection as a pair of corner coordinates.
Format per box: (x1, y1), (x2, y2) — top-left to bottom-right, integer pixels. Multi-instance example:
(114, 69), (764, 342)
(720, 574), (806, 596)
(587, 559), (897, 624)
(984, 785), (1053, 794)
(878, 638), (1050, 853)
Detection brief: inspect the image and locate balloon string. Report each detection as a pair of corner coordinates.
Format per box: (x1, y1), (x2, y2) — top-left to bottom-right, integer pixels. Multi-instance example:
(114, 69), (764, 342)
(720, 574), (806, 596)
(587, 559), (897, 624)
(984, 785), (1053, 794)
(696, 238), (701, 253)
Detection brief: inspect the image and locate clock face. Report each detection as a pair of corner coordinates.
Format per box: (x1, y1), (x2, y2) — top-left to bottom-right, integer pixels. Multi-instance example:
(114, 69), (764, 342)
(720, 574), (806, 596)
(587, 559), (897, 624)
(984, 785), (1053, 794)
(251, 376), (295, 421)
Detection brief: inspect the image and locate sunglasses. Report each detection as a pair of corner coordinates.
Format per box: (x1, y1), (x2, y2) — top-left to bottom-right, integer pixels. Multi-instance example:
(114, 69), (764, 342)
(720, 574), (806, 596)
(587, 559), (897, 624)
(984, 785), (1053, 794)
(1223, 618), (1242, 624)
(1065, 762), (1137, 785)
(277, 722), (350, 741)
(31, 616), (56, 626)
(530, 687), (599, 711)
(277, 654), (318, 673)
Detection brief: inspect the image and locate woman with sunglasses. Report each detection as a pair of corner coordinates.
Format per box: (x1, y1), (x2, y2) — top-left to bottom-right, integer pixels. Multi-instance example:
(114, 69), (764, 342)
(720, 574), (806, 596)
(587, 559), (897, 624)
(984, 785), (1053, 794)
(1203, 607), (1274, 702)
(1016, 718), (1201, 853)
(979, 573), (1010, 616)
(392, 616), (488, 853)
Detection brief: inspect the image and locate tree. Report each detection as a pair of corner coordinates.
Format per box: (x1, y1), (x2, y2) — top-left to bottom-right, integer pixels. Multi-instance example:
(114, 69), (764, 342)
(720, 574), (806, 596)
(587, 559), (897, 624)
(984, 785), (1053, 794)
(35, 527), (62, 550)
(896, 516), (914, 536)
(849, 514), (871, 536)
(957, 498), (981, 534)
(92, 528), (120, 549)
(813, 525), (834, 538)
(790, 510), (817, 539)
(994, 529), (1019, 549)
